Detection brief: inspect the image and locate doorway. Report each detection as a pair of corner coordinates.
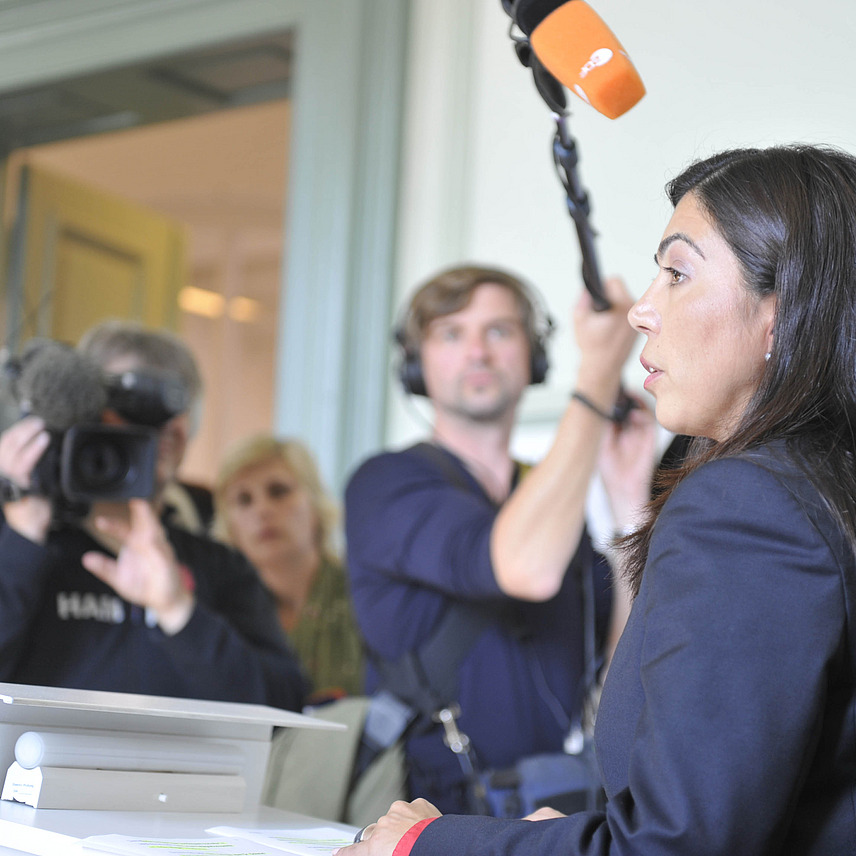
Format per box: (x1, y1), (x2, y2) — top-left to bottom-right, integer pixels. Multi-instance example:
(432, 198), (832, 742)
(0, 0), (407, 492)
(1, 31), (294, 489)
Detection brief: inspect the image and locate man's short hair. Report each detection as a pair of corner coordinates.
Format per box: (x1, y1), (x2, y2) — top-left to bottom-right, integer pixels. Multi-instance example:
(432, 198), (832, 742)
(397, 264), (548, 355)
(78, 319), (202, 404)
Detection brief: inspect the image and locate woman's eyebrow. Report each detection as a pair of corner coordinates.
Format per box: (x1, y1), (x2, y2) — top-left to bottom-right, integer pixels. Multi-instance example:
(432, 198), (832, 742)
(656, 232), (706, 261)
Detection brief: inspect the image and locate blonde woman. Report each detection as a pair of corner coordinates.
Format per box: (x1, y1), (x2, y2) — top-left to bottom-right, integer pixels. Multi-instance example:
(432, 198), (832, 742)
(214, 435), (364, 699)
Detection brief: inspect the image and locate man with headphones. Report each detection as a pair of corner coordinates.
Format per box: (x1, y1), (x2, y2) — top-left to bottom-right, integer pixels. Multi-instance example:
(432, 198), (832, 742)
(344, 264), (656, 815)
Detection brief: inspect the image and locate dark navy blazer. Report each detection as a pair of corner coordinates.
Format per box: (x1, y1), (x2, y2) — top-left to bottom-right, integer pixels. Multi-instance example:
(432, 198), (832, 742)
(412, 444), (856, 855)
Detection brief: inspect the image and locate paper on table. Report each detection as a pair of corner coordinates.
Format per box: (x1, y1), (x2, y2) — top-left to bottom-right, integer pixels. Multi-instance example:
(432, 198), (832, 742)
(79, 833), (288, 856)
(207, 826), (354, 856)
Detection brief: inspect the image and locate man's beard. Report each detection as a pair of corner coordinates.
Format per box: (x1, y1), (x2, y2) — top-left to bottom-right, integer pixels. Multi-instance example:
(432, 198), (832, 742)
(444, 381), (519, 424)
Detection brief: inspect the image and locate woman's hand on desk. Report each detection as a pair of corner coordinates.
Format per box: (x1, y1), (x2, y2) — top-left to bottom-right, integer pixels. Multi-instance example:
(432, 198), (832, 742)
(333, 799), (442, 856)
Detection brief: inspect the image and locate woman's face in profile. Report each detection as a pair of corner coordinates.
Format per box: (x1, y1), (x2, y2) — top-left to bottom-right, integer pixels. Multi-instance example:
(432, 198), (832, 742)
(628, 192), (775, 441)
(223, 457), (319, 574)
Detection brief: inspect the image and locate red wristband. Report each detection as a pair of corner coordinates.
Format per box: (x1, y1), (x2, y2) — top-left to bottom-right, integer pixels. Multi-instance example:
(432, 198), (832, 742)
(392, 818), (438, 856)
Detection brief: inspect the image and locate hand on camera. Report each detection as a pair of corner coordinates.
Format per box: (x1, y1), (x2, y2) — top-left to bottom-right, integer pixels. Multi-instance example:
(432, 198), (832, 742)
(0, 416), (53, 544)
(82, 499), (196, 635)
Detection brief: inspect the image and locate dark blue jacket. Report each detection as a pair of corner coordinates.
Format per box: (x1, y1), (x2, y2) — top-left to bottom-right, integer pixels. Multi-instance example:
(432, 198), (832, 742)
(0, 519), (309, 710)
(410, 446), (856, 854)
(345, 443), (612, 813)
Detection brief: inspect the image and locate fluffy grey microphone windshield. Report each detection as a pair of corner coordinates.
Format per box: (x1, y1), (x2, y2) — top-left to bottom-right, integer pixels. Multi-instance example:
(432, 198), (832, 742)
(15, 339), (108, 431)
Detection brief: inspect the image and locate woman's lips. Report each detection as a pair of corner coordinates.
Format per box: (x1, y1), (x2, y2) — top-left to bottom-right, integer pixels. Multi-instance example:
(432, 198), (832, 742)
(640, 356), (662, 391)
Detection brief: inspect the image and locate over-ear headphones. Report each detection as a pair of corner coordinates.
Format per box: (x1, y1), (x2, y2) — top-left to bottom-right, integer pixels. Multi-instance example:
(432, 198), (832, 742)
(393, 266), (555, 397)
(394, 325), (430, 397)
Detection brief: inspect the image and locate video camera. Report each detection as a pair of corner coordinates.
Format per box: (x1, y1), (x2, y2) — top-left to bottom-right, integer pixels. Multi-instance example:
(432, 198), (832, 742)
(1, 338), (190, 513)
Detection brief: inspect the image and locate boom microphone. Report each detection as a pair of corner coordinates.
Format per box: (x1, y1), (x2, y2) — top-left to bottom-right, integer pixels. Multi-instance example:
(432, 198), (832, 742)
(500, 0), (640, 423)
(505, 0), (645, 119)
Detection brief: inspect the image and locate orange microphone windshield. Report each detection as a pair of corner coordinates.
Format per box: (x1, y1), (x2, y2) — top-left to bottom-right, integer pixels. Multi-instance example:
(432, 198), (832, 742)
(530, 0), (645, 119)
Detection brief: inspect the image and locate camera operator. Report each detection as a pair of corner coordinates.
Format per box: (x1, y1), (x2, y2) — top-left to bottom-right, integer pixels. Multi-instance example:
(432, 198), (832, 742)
(78, 319), (212, 534)
(0, 326), (308, 711)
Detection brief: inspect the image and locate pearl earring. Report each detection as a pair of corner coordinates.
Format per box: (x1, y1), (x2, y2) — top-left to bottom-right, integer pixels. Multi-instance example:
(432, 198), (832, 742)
(764, 352), (771, 361)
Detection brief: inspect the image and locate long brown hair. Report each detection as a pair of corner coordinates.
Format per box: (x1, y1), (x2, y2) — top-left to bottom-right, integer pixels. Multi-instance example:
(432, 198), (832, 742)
(621, 145), (856, 596)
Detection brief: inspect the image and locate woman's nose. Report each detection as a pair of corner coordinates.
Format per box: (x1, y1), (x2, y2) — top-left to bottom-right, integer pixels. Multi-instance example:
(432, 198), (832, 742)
(628, 288), (658, 335)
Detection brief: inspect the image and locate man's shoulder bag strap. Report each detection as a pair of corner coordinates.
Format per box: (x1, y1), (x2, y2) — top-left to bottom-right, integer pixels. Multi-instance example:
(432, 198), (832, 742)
(356, 442), (505, 772)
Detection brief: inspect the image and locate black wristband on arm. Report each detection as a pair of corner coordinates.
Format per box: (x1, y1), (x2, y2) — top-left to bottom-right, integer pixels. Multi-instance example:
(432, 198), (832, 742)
(0, 475), (29, 504)
(571, 390), (625, 423)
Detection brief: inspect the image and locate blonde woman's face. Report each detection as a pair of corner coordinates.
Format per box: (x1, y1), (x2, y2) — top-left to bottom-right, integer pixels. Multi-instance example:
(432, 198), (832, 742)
(223, 457), (319, 572)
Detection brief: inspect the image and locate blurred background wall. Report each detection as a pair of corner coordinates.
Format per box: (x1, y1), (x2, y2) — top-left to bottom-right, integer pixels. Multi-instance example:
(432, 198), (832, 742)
(0, 0), (852, 494)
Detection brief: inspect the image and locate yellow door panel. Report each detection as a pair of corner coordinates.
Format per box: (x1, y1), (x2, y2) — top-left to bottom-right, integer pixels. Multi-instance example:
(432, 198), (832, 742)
(15, 164), (185, 346)
(52, 232), (143, 344)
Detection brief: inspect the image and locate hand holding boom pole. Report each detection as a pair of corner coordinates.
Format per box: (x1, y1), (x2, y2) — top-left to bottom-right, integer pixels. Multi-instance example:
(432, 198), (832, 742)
(552, 112), (610, 312)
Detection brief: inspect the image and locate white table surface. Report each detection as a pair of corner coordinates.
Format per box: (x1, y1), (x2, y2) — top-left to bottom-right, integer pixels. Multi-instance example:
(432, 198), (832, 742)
(0, 799), (357, 856)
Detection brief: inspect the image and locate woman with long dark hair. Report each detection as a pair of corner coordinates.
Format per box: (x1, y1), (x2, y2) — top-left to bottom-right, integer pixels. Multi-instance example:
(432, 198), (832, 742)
(337, 144), (856, 855)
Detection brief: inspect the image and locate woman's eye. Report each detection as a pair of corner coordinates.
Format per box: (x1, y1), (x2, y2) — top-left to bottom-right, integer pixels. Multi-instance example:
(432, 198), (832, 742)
(268, 482), (292, 499)
(664, 266), (686, 284)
